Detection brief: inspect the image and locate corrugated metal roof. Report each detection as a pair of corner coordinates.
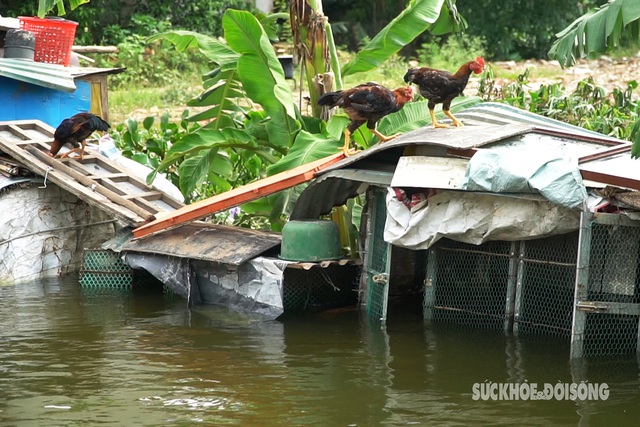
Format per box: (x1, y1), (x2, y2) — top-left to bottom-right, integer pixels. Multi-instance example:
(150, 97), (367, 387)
(122, 222), (282, 266)
(69, 66), (125, 78)
(316, 103), (628, 178)
(0, 58), (76, 92)
(291, 170), (390, 220)
(293, 103), (640, 219)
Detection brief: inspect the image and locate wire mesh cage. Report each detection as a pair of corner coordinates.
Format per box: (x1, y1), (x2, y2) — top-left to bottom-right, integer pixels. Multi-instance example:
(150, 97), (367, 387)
(572, 214), (640, 357)
(514, 233), (578, 338)
(80, 249), (132, 289)
(363, 187), (390, 322)
(419, 210), (640, 358)
(283, 264), (360, 313)
(425, 239), (513, 330)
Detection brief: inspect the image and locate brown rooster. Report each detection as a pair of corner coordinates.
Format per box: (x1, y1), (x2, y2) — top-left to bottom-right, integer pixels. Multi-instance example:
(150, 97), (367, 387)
(318, 82), (414, 156)
(48, 113), (111, 160)
(404, 57), (485, 128)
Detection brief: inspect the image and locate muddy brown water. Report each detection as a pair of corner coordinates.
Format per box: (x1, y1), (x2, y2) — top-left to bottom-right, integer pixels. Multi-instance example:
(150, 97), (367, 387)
(1, 276), (639, 426)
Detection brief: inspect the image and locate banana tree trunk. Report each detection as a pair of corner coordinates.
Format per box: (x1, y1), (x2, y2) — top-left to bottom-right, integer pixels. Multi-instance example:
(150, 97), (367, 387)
(290, 0), (342, 119)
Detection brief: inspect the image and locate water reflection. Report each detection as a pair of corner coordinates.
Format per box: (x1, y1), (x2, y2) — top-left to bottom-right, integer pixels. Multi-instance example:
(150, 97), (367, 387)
(1, 277), (640, 426)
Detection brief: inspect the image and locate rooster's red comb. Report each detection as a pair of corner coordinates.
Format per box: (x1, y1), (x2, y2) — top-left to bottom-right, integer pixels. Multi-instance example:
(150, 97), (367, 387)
(476, 56), (485, 67)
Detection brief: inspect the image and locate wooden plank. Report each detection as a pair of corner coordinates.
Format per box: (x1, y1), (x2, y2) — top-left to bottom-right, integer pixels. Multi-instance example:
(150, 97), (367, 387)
(424, 249), (437, 323)
(512, 241), (526, 335)
(570, 211), (593, 359)
(580, 169), (640, 192)
(391, 156), (469, 189)
(121, 191), (163, 200)
(61, 156), (184, 210)
(27, 146), (156, 221)
(7, 147), (146, 225)
(504, 241), (520, 334)
(0, 120), (186, 226)
(133, 152), (347, 238)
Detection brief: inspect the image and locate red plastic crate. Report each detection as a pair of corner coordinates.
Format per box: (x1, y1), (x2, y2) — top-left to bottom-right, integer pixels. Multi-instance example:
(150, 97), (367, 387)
(18, 16), (78, 66)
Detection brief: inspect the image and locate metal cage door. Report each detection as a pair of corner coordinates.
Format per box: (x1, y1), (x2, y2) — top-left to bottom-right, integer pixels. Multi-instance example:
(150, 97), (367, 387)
(364, 187), (391, 322)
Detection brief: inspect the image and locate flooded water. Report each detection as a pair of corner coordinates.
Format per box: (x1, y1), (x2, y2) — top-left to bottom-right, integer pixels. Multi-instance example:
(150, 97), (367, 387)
(1, 276), (640, 426)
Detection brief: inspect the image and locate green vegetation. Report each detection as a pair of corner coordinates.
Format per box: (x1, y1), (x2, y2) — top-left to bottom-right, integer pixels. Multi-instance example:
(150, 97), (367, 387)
(6, 0), (640, 233)
(479, 68), (640, 152)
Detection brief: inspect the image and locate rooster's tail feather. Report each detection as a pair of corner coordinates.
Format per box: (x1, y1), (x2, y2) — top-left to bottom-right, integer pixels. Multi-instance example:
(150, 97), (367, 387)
(317, 91), (344, 108)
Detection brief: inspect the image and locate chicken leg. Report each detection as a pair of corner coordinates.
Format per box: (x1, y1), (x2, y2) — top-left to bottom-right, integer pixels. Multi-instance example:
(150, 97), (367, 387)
(371, 128), (401, 143)
(58, 140), (87, 160)
(341, 130), (360, 157)
(444, 110), (464, 127)
(429, 108), (449, 129)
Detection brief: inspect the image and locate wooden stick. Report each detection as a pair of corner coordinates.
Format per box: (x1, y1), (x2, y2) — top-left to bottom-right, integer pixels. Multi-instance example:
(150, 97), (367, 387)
(72, 45), (118, 54)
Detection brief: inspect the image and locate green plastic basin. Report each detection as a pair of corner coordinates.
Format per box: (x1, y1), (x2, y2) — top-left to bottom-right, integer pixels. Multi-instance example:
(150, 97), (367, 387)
(280, 220), (343, 262)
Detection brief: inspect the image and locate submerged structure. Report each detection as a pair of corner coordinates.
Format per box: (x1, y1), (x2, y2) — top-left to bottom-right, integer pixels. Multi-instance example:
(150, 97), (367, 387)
(3, 102), (640, 359)
(292, 103), (640, 358)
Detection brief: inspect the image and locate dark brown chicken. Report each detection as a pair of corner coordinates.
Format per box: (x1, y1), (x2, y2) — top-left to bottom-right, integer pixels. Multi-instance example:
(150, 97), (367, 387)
(48, 113), (111, 160)
(404, 57), (485, 128)
(318, 82), (414, 155)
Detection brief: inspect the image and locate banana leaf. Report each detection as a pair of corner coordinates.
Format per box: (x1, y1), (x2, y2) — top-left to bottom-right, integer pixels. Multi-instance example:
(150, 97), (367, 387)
(377, 97), (483, 135)
(223, 10), (300, 147)
(549, 0), (640, 68)
(157, 128), (258, 170)
(38, 0), (89, 17)
(267, 130), (341, 175)
(341, 0), (464, 77)
(148, 31), (239, 65)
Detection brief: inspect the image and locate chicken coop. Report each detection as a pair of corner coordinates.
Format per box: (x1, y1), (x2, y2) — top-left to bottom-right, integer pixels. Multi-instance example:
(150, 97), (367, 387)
(292, 102), (640, 358)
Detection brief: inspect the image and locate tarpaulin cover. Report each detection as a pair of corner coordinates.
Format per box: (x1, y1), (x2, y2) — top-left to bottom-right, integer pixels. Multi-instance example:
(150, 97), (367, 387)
(462, 148), (588, 210)
(124, 252), (288, 320)
(384, 189), (581, 250)
(0, 180), (115, 284)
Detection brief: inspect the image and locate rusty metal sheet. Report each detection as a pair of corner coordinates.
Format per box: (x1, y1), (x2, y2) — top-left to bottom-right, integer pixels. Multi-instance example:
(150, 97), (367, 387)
(132, 152), (345, 238)
(122, 222), (282, 266)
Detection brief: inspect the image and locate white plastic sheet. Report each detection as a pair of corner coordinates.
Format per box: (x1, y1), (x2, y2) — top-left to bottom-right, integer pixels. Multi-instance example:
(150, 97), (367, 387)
(0, 182), (115, 284)
(384, 189), (581, 250)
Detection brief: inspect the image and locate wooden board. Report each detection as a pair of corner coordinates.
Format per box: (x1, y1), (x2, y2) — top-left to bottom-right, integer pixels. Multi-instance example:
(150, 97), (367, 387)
(391, 156), (469, 189)
(0, 120), (183, 227)
(133, 152), (347, 238)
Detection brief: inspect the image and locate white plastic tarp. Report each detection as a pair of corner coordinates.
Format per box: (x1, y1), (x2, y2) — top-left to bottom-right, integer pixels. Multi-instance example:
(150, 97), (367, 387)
(124, 252), (288, 319)
(384, 189), (581, 250)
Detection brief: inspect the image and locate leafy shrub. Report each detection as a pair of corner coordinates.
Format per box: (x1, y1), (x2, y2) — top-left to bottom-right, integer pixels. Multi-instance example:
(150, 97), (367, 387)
(479, 67), (640, 143)
(91, 14), (207, 89)
(414, 34), (487, 70)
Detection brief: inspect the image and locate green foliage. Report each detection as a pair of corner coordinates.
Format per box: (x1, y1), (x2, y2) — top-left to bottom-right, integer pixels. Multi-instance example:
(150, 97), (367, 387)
(458, 0), (606, 60)
(148, 12), (302, 206)
(38, 0), (89, 18)
(549, 0), (640, 67)
(110, 112), (196, 190)
(138, 2), (475, 230)
(136, 0), (255, 38)
(341, 0), (466, 77)
(415, 34), (487, 70)
(479, 68), (640, 154)
(91, 15), (207, 89)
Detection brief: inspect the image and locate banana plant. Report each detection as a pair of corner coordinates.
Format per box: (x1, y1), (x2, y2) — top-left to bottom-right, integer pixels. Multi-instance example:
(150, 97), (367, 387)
(37, 0), (89, 17)
(548, 0), (640, 68)
(150, 0), (471, 226)
(548, 0), (640, 156)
